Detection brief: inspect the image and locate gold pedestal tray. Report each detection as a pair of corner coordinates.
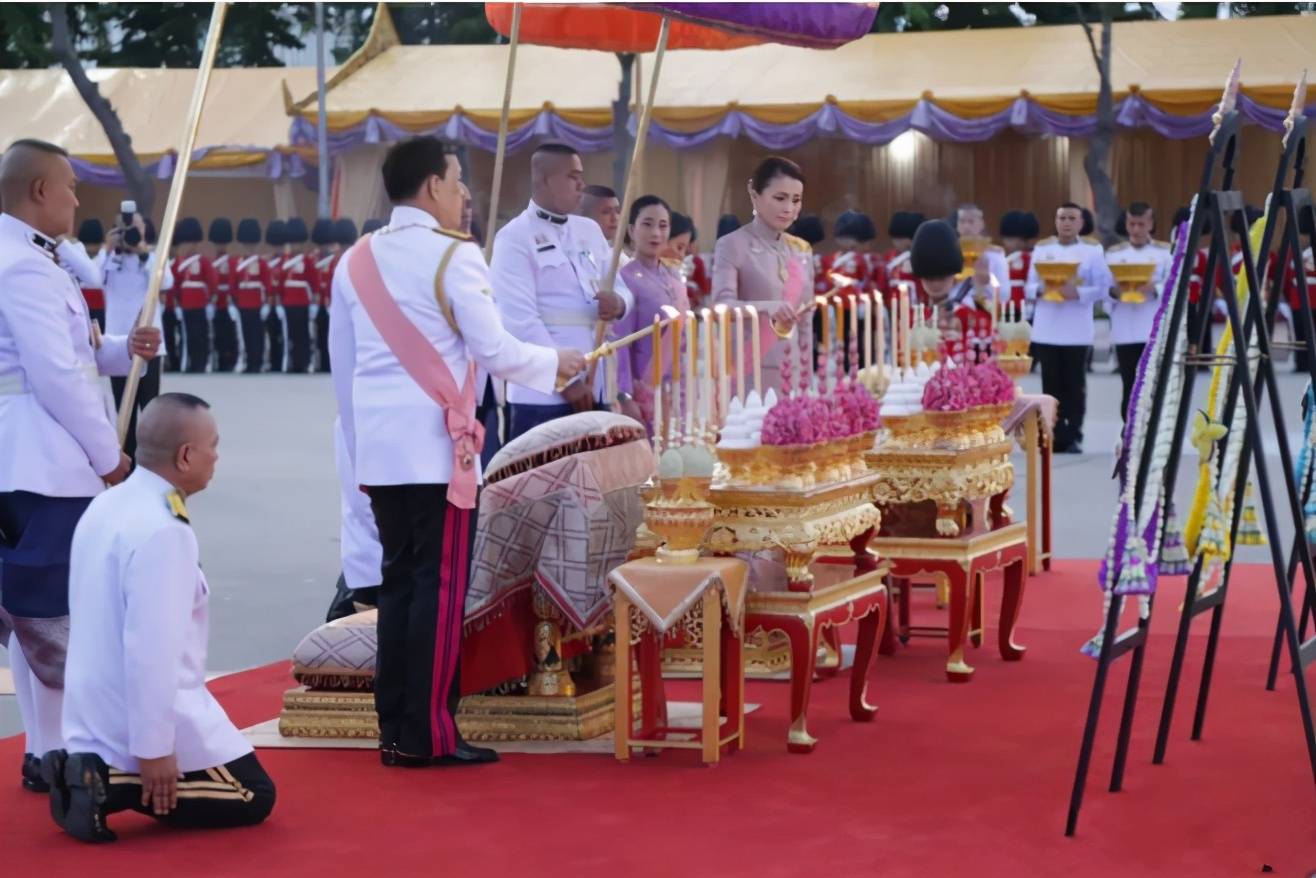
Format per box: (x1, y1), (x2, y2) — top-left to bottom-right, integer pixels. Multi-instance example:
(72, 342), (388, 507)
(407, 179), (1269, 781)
(704, 472), (882, 591)
(867, 440), (1014, 537)
(996, 354), (1032, 377)
(1111, 261), (1156, 303)
(715, 433), (877, 491)
(278, 683), (641, 742)
(1035, 260), (1080, 303)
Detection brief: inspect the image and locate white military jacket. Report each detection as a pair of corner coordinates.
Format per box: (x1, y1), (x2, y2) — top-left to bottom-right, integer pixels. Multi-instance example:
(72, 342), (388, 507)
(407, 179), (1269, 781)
(0, 213), (132, 497)
(490, 200), (633, 405)
(1105, 240), (1173, 345)
(1025, 236), (1115, 346)
(330, 205), (560, 487)
(95, 248), (174, 337)
(63, 468), (251, 773)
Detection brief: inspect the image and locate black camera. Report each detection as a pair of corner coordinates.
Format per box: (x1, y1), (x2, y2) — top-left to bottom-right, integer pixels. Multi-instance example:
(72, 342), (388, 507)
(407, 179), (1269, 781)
(114, 200), (142, 252)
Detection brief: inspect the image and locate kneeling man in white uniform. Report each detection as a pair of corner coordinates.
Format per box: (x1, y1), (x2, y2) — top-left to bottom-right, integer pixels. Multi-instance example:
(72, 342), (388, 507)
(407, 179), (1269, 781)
(46, 393), (275, 843)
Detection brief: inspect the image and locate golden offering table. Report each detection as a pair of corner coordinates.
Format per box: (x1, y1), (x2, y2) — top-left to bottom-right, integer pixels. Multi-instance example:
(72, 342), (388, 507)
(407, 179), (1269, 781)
(703, 471), (883, 591)
(871, 522), (1028, 682)
(866, 440), (1015, 538)
(743, 560), (890, 753)
(610, 557), (747, 765)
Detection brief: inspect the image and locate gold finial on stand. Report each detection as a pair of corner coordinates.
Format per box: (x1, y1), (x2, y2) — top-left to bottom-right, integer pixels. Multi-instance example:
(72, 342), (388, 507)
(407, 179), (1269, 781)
(1283, 69), (1309, 149)
(1210, 58), (1243, 145)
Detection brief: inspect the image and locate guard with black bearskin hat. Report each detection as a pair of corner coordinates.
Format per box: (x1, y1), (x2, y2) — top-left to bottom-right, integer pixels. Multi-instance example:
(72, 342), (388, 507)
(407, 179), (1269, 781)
(278, 217), (319, 373)
(999, 210), (1039, 313)
(822, 209), (880, 295)
(910, 218), (995, 364)
(232, 219), (270, 373)
(311, 217), (337, 372)
(171, 217), (217, 373)
(883, 210), (924, 300)
(264, 219), (288, 372)
(208, 218), (240, 372)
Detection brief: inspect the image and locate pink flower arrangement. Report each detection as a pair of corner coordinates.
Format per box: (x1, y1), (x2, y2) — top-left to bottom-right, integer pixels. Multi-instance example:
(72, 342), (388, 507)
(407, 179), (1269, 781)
(762, 385), (881, 446)
(921, 361), (1016, 412)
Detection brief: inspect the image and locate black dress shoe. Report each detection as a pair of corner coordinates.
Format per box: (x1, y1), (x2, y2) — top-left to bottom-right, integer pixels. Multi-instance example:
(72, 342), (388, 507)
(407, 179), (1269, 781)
(40, 750), (69, 826)
(21, 753), (49, 793)
(379, 746), (432, 769)
(434, 742), (500, 766)
(60, 753), (116, 843)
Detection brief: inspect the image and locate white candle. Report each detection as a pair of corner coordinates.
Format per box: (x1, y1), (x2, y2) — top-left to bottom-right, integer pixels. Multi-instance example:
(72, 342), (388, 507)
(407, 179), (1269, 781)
(670, 310), (682, 447)
(862, 292), (872, 375)
(715, 305), (730, 423)
(685, 311), (697, 441)
(899, 285), (910, 371)
(651, 313), (663, 450)
(875, 293), (885, 381)
(699, 308), (713, 434)
(746, 305), (761, 396)
(733, 306), (744, 402)
(890, 295), (899, 372)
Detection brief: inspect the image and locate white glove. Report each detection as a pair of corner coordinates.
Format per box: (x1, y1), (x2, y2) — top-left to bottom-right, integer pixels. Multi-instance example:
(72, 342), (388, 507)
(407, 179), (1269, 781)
(260, 303), (271, 320)
(228, 304), (240, 323)
(205, 304), (216, 320)
(276, 305), (287, 321)
(309, 304), (320, 321)
(173, 306), (183, 322)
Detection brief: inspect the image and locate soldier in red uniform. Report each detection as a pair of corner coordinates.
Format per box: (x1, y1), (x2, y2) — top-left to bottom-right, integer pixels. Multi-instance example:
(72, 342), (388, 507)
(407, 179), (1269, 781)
(999, 210), (1038, 317)
(74, 218), (106, 331)
(208, 218), (240, 372)
(315, 218), (355, 373)
(278, 217), (319, 373)
(883, 210), (924, 301)
(172, 217), (218, 373)
(233, 218), (270, 374)
(264, 219), (287, 372)
(912, 219), (996, 365)
(826, 210), (880, 294)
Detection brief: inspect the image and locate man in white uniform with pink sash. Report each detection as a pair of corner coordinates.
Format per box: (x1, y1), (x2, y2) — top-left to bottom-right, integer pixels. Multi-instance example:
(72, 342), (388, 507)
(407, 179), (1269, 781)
(329, 136), (585, 768)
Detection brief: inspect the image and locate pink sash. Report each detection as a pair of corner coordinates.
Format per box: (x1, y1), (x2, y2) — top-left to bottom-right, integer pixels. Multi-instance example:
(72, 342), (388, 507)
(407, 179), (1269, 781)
(347, 235), (484, 509)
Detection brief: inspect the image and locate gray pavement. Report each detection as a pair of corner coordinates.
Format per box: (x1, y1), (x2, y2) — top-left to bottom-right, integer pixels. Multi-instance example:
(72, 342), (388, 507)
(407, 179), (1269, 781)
(2, 364), (1311, 738)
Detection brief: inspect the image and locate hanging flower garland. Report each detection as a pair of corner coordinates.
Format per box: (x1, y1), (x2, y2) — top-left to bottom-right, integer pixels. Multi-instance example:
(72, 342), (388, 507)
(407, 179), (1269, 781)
(1083, 216), (1192, 658)
(1294, 381), (1316, 542)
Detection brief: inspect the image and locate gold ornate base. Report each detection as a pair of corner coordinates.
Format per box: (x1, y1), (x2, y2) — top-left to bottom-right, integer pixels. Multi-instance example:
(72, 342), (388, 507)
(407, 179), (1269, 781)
(662, 630), (795, 678)
(278, 684), (640, 743)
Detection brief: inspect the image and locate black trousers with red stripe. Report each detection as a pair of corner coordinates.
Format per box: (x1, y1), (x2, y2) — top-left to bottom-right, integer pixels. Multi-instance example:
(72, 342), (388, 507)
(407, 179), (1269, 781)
(104, 752), (275, 829)
(367, 484), (474, 758)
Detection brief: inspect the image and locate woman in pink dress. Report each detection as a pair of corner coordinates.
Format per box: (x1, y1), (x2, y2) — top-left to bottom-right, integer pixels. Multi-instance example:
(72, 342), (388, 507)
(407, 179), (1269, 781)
(612, 195), (689, 434)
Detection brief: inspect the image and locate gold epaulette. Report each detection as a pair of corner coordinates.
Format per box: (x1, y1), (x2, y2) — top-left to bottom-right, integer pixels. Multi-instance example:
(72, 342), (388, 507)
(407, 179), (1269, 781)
(1154, 239), (1172, 250)
(1037, 235), (1058, 246)
(166, 489), (190, 523)
(1107, 242), (1130, 253)
(1082, 235), (1101, 245)
(783, 233), (812, 253)
(433, 227), (472, 242)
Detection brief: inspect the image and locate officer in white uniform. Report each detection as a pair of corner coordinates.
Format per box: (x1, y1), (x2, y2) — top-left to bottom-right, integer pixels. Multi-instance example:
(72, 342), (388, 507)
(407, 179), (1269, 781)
(49, 393), (274, 843)
(1105, 202), (1173, 422)
(0, 139), (160, 793)
(490, 142), (633, 440)
(1025, 202), (1115, 454)
(330, 136), (586, 768)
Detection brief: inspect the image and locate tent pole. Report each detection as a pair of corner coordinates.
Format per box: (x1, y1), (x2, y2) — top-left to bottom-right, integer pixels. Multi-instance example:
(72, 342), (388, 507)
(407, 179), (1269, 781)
(116, 2), (228, 446)
(483, 2), (522, 262)
(584, 15), (671, 391)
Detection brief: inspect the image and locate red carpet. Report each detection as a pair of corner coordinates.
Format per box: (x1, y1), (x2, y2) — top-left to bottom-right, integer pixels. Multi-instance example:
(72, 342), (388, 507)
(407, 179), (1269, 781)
(4, 559), (1314, 876)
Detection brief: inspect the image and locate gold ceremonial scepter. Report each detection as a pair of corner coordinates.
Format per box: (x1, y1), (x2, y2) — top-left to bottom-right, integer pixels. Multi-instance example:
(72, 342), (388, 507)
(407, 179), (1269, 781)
(115, 2), (228, 445)
(555, 304), (682, 392)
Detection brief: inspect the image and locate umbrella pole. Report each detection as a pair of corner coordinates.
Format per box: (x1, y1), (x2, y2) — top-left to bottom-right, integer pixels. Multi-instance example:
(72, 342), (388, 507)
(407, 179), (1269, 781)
(482, 2), (522, 263)
(115, 2), (228, 447)
(585, 15), (671, 390)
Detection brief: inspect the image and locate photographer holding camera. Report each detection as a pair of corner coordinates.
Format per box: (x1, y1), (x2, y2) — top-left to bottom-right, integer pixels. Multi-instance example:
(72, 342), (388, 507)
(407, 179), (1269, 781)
(94, 201), (175, 458)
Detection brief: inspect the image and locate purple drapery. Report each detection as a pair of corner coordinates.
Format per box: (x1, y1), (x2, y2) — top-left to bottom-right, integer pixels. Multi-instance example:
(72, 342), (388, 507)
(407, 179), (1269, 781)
(71, 146), (296, 187)
(628, 2), (879, 48)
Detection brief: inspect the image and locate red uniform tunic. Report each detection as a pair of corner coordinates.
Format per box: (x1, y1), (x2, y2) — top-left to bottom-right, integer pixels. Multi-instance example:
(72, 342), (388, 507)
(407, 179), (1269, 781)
(882, 248), (923, 301)
(315, 251), (341, 307)
(817, 250), (870, 297)
(211, 252), (234, 309)
(265, 253), (284, 303)
(1005, 249), (1031, 308)
(233, 254), (272, 308)
(278, 251), (321, 307)
(172, 253), (218, 310)
(684, 253), (711, 309)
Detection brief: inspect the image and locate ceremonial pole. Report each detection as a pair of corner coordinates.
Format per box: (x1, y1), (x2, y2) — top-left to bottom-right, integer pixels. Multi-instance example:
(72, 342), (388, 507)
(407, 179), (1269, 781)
(116, 2), (228, 446)
(482, 2), (522, 263)
(583, 15), (671, 390)
(314, 2), (330, 217)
